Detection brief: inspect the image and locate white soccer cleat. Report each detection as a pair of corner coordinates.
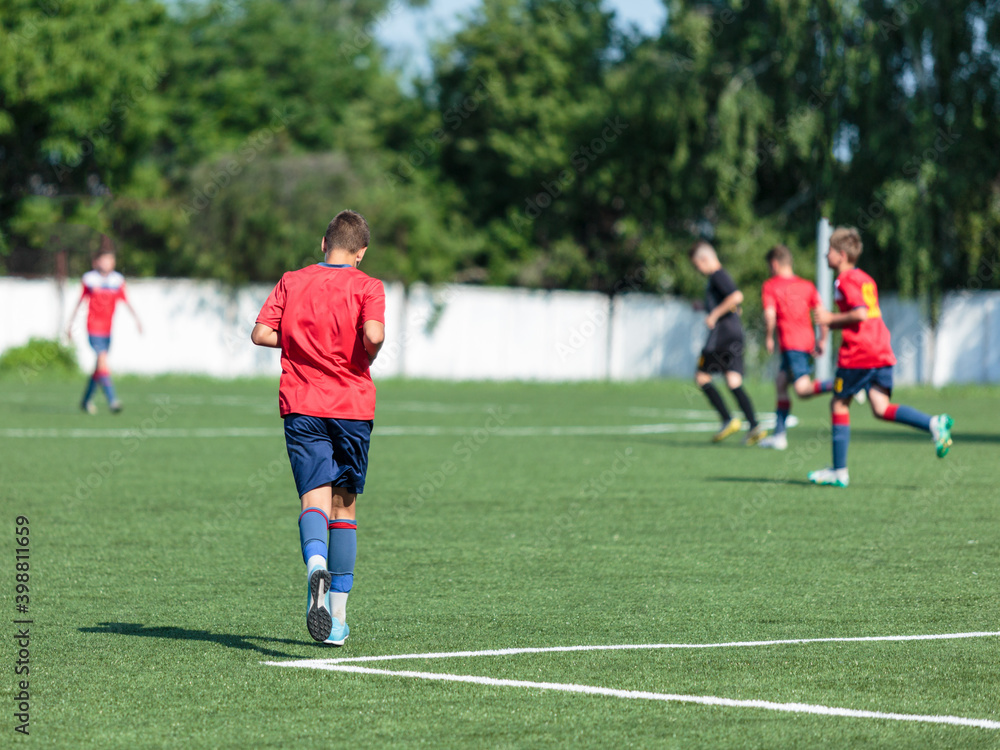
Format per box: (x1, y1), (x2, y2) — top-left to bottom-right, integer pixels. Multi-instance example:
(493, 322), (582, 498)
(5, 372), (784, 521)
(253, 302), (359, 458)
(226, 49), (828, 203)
(757, 433), (788, 450)
(808, 467), (849, 487)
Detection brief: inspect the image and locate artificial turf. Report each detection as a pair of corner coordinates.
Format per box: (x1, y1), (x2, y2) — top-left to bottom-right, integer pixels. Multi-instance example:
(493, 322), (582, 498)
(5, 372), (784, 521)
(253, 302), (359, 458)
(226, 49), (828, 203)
(1, 377), (997, 748)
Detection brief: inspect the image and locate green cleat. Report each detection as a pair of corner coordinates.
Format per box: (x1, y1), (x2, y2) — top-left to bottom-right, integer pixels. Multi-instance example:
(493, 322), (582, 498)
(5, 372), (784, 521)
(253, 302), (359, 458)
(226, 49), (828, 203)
(808, 467), (849, 487)
(931, 414), (954, 458)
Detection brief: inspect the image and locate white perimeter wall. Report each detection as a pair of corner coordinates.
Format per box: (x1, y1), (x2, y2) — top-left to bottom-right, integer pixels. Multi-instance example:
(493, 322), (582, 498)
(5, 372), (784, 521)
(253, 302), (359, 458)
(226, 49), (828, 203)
(1, 277), (997, 384)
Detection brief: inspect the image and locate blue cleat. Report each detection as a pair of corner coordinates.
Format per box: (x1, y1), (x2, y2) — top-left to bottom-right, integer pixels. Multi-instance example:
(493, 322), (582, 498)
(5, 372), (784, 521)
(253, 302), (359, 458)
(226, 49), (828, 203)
(306, 567), (333, 642)
(324, 618), (349, 647)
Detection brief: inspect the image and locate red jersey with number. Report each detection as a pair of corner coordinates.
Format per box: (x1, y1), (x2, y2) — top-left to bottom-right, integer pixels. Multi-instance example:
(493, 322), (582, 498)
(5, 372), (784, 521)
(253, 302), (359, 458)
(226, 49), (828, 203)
(761, 274), (820, 353)
(834, 268), (896, 368)
(256, 263), (385, 420)
(80, 270), (127, 336)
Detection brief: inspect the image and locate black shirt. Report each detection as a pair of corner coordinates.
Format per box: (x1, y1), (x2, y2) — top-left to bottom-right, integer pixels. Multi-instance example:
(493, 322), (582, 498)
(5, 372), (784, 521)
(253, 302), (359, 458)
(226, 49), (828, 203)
(704, 268), (744, 345)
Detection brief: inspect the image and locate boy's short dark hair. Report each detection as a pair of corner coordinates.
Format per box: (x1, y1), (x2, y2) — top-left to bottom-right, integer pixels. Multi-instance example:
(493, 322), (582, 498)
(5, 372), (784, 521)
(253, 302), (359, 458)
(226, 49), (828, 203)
(766, 244), (792, 266)
(688, 240), (715, 261)
(830, 227), (863, 263)
(324, 210), (370, 253)
(92, 235), (116, 261)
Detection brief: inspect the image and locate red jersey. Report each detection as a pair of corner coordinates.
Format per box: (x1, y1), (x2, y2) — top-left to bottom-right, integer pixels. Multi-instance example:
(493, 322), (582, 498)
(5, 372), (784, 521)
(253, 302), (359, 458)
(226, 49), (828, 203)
(256, 263), (385, 420)
(761, 274), (820, 353)
(834, 268), (896, 369)
(80, 270), (127, 336)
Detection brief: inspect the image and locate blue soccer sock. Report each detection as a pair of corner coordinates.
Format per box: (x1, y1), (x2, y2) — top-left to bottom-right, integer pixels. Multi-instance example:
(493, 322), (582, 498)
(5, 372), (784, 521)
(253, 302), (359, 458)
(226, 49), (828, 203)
(328, 519), (357, 624)
(82, 374), (99, 405)
(832, 413), (850, 470)
(298, 507), (329, 566)
(95, 370), (117, 404)
(883, 404), (931, 432)
(327, 519), (357, 593)
(775, 398), (791, 435)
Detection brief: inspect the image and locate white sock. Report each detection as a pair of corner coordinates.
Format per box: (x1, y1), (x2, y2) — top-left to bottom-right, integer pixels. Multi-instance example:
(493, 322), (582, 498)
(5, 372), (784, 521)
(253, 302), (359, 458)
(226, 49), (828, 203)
(329, 592), (349, 624)
(306, 554), (327, 573)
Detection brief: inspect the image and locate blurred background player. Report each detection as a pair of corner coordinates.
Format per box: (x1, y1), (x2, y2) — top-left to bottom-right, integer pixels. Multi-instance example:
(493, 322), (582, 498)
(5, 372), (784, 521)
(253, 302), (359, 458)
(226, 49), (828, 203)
(809, 227), (953, 487)
(689, 241), (766, 445)
(252, 210), (385, 646)
(65, 238), (142, 414)
(757, 244), (833, 450)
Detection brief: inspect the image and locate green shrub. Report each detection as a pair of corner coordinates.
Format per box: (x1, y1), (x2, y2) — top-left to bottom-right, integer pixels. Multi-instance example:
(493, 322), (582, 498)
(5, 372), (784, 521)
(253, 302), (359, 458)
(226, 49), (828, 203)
(0, 338), (79, 381)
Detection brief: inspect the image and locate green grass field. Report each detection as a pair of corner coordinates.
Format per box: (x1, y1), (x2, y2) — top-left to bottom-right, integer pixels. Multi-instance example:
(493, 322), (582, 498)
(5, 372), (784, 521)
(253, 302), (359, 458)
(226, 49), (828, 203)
(1, 377), (998, 748)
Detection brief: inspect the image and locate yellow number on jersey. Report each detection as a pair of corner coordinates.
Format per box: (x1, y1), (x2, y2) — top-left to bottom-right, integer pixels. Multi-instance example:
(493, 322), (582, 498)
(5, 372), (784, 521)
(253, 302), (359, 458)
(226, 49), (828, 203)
(861, 283), (882, 319)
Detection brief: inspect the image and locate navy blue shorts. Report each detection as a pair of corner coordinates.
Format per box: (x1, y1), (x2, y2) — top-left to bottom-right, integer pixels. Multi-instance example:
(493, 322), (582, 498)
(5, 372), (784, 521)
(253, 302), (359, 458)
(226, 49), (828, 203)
(284, 414), (372, 497)
(834, 366), (893, 399)
(780, 350), (814, 381)
(88, 335), (111, 354)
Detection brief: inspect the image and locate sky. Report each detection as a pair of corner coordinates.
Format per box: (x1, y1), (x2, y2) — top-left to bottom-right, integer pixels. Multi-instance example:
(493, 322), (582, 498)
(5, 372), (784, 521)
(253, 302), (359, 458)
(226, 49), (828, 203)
(376, 0), (667, 79)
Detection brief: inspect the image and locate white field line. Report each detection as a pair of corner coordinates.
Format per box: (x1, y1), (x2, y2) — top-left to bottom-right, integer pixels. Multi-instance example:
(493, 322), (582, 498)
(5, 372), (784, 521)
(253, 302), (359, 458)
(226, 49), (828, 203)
(271, 631), (1000, 668)
(263, 632), (1000, 731)
(269, 663), (1000, 731)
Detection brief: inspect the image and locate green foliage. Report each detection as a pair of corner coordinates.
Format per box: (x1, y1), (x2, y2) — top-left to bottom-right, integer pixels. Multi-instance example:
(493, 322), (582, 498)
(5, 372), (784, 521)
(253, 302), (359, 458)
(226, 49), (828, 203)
(0, 337), (79, 380)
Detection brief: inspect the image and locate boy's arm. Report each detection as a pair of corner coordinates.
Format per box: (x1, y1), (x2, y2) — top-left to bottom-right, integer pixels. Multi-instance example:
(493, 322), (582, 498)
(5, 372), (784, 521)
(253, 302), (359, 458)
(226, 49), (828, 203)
(812, 303), (830, 354)
(251, 323), (280, 348)
(706, 290), (743, 329)
(123, 299), (143, 334)
(65, 295), (85, 339)
(363, 320), (385, 363)
(763, 306), (777, 354)
(815, 306), (867, 329)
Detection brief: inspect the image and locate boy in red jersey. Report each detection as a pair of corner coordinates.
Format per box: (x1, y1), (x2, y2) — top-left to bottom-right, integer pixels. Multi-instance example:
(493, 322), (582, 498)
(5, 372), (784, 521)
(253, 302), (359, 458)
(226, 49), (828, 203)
(808, 227), (952, 487)
(65, 239), (143, 414)
(757, 244), (833, 450)
(252, 210), (385, 645)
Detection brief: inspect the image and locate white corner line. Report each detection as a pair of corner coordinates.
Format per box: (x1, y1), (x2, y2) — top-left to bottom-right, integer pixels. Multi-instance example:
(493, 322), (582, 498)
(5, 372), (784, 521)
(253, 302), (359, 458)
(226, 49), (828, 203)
(263, 663), (1000, 731)
(260, 631), (1000, 730)
(266, 631), (1000, 668)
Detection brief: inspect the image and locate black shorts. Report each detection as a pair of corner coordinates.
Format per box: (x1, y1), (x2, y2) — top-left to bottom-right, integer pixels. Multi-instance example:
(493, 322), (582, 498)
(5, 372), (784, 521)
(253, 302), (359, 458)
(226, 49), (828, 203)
(698, 336), (745, 376)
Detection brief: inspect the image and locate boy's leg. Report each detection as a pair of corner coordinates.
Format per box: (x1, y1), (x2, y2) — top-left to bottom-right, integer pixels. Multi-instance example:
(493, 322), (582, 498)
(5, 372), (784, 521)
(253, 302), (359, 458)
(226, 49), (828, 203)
(759, 371), (789, 449)
(93, 350), (121, 411)
(725, 370), (766, 445)
(809, 396), (851, 486)
(868, 383), (954, 457)
(831, 399), (851, 472)
(697, 367), (732, 424)
(774, 370), (791, 435)
(326, 487), (357, 645)
(321, 417), (372, 645)
(286, 413), (339, 642)
(786, 351), (832, 399)
(793, 374), (834, 398)
(81, 367), (99, 413)
(299, 487), (334, 642)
